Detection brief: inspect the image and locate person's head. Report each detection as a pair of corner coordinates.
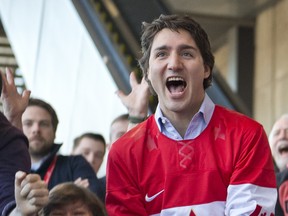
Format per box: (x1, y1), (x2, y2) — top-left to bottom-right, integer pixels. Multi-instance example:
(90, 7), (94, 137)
(22, 98), (59, 159)
(269, 114), (288, 172)
(72, 133), (106, 173)
(109, 114), (129, 145)
(138, 14), (214, 116)
(41, 182), (107, 216)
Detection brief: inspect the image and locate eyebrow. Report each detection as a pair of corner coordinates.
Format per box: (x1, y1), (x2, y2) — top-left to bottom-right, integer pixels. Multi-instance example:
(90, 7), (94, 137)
(153, 44), (198, 52)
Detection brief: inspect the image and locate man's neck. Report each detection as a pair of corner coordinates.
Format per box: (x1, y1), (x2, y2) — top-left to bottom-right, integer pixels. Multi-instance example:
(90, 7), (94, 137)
(30, 153), (51, 167)
(161, 100), (204, 138)
(30, 156), (45, 171)
(31, 156), (44, 164)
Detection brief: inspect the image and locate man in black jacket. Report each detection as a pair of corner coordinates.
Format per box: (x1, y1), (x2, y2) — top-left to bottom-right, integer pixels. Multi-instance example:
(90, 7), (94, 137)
(0, 68), (48, 216)
(20, 98), (105, 203)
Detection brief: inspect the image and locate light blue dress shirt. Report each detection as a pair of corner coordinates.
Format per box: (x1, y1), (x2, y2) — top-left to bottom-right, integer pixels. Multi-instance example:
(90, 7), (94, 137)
(154, 93), (215, 140)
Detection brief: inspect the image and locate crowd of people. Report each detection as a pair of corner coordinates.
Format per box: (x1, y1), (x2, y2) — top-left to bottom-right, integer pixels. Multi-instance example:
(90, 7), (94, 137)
(0, 13), (286, 215)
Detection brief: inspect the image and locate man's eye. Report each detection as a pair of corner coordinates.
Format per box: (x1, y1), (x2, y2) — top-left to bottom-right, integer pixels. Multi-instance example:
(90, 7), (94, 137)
(95, 152), (104, 159)
(23, 122), (32, 127)
(83, 151), (90, 156)
(156, 51), (166, 58)
(273, 130), (280, 136)
(40, 122), (50, 127)
(182, 52), (193, 57)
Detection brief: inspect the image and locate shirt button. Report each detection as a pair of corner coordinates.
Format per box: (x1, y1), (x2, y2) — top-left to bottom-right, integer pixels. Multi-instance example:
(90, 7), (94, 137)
(162, 119), (166, 124)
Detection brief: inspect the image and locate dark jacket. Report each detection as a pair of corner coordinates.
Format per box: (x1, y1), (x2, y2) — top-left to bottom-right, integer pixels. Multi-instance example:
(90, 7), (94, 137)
(276, 169), (288, 216)
(99, 175), (106, 201)
(31, 144), (105, 202)
(0, 112), (30, 216)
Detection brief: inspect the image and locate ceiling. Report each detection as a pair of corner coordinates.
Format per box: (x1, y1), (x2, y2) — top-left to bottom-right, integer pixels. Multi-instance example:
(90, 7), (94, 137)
(109, 0), (280, 52)
(162, 0), (279, 49)
(164, 0), (277, 18)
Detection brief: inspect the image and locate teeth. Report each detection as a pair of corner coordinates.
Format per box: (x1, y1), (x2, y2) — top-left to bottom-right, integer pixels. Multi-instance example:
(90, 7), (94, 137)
(167, 77), (184, 82)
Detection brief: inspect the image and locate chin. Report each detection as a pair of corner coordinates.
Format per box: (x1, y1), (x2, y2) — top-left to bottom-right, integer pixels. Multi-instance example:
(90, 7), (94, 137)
(168, 103), (187, 112)
(277, 159), (288, 172)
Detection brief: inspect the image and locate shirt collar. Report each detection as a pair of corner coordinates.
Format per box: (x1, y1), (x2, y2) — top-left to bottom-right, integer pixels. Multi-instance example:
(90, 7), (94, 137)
(200, 93), (215, 124)
(154, 93), (215, 131)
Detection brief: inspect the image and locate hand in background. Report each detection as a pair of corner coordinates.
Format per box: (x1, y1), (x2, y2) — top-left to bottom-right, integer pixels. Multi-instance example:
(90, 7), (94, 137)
(0, 68), (31, 129)
(74, 177), (90, 188)
(117, 71), (150, 119)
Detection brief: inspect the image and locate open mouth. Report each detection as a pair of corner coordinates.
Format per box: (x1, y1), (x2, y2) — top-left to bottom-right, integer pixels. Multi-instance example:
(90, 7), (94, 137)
(279, 145), (288, 155)
(166, 76), (187, 94)
(279, 146), (288, 154)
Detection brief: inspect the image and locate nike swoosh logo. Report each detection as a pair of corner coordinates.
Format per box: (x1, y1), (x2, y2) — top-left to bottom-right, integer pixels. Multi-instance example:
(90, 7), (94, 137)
(145, 189), (164, 202)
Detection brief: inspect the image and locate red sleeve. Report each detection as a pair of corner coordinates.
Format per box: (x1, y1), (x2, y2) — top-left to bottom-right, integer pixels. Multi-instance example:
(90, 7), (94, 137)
(226, 123), (277, 215)
(230, 124), (276, 187)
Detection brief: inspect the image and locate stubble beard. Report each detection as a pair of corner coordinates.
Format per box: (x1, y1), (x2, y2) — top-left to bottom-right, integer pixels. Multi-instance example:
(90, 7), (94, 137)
(29, 138), (53, 159)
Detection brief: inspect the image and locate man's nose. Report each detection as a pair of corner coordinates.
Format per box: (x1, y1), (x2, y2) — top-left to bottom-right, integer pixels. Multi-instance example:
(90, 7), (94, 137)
(31, 123), (40, 133)
(87, 153), (95, 164)
(167, 53), (182, 71)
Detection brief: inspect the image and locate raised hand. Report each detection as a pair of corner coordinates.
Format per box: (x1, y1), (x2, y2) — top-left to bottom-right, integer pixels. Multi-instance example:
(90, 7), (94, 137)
(116, 71), (150, 119)
(0, 68), (31, 129)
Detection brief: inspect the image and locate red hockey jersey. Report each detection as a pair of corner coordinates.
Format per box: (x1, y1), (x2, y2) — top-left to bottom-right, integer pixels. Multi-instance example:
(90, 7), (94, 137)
(106, 106), (277, 215)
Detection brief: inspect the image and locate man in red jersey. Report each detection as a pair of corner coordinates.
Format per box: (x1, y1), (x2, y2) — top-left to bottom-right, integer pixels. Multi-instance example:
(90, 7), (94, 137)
(106, 14), (277, 215)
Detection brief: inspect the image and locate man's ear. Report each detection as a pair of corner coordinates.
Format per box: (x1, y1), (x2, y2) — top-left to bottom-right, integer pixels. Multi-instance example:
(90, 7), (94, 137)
(204, 65), (211, 79)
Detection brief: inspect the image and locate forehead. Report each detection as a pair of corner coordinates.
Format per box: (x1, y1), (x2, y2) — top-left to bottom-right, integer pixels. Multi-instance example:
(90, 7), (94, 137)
(274, 116), (288, 129)
(50, 201), (92, 214)
(22, 105), (51, 121)
(77, 137), (105, 150)
(151, 28), (197, 50)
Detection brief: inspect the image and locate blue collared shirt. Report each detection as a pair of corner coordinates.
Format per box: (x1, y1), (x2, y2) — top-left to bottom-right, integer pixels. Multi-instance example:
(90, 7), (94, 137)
(154, 93), (215, 140)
